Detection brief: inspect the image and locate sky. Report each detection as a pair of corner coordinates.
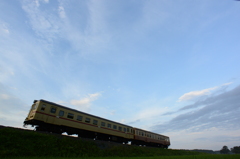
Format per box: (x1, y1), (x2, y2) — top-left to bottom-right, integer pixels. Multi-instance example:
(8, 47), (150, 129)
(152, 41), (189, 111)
(0, 0), (240, 151)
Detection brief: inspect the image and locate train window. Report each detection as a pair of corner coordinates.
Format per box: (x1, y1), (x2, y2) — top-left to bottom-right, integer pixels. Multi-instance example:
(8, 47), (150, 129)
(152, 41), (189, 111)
(77, 115), (82, 121)
(93, 120), (98, 125)
(142, 132), (144, 136)
(101, 122), (105, 127)
(107, 123), (111, 128)
(85, 118), (90, 123)
(41, 104), (46, 111)
(124, 128), (126, 132)
(113, 125), (117, 129)
(127, 128), (129, 132)
(50, 107), (56, 113)
(67, 113), (74, 119)
(118, 127), (122, 131)
(59, 110), (64, 117)
(139, 131), (141, 135)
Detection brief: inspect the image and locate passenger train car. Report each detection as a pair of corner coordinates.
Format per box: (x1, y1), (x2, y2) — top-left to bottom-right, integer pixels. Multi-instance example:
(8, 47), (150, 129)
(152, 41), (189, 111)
(24, 99), (170, 148)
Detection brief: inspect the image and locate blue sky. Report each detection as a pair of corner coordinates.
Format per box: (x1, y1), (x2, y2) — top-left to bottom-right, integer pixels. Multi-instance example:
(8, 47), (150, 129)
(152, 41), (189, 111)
(1, 0), (240, 150)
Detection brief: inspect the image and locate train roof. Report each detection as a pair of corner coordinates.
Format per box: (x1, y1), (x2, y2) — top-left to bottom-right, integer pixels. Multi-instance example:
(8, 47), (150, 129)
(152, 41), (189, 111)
(38, 99), (132, 128)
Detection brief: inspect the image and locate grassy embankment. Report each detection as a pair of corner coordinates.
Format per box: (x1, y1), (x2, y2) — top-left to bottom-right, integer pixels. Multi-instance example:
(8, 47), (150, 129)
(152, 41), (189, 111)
(3, 155), (240, 159)
(0, 127), (230, 158)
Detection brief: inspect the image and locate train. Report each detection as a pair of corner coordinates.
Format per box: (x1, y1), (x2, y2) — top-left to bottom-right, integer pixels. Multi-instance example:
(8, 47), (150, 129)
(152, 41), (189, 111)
(23, 99), (170, 148)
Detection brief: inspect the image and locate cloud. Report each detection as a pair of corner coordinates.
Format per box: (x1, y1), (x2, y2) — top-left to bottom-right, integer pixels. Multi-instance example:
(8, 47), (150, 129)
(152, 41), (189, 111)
(0, 83), (29, 128)
(178, 82), (232, 102)
(152, 85), (240, 133)
(0, 21), (10, 35)
(0, 94), (10, 100)
(70, 93), (101, 111)
(21, 0), (62, 42)
(127, 119), (141, 125)
(178, 86), (217, 102)
(43, 0), (49, 3)
(58, 6), (66, 19)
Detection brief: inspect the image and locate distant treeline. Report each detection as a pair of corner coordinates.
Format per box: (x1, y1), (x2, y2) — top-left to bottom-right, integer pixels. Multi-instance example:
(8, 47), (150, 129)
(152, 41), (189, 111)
(220, 145), (240, 154)
(174, 146), (240, 154)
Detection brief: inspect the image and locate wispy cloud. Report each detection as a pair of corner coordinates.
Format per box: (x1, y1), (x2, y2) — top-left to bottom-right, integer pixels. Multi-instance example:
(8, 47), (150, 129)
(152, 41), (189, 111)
(70, 93), (102, 111)
(43, 0), (49, 3)
(178, 86), (218, 102)
(0, 21), (10, 35)
(178, 82), (232, 102)
(21, 0), (62, 42)
(152, 84), (240, 133)
(58, 6), (66, 19)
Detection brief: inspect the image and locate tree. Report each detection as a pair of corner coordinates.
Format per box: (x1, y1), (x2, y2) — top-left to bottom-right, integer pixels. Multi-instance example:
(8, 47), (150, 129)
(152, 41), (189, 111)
(231, 146), (240, 154)
(220, 146), (230, 154)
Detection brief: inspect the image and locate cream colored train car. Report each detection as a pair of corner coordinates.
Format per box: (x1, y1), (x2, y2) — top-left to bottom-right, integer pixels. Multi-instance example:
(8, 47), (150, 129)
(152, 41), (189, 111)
(24, 99), (134, 143)
(132, 128), (170, 148)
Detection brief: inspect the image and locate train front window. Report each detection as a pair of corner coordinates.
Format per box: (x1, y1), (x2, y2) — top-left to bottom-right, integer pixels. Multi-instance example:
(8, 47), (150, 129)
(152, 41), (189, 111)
(32, 103), (38, 110)
(50, 107), (56, 113)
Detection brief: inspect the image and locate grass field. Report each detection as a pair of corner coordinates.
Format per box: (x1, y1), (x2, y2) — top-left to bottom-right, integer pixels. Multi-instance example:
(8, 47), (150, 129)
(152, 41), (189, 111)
(4, 155), (240, 159)
(1, 127), (239, 158)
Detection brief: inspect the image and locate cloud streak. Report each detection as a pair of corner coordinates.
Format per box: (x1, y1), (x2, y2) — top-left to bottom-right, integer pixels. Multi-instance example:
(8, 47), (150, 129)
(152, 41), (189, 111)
(21, 0), (62, 43)
(152, 85), (240, 133)
(178, 82), (232, 102)
(178, 86), (218, 102)
(70, 93), (102, 111)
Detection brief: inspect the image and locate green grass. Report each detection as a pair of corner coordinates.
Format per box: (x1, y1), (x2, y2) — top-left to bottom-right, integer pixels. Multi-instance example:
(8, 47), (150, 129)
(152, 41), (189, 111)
(0, 127), (210, 158)
(3, 155), (240, 159)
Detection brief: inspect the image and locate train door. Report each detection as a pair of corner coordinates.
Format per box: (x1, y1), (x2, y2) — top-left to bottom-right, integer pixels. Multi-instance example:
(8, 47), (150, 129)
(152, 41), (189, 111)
(47, 106), (57, 124)
(39, 103), (47, 122)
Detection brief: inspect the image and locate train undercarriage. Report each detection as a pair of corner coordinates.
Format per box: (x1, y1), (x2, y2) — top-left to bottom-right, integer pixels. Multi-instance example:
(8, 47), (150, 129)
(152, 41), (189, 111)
(24, 120), (129, 144)
(24, 119), (168, 148)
